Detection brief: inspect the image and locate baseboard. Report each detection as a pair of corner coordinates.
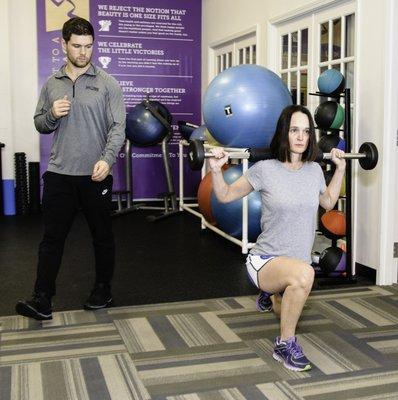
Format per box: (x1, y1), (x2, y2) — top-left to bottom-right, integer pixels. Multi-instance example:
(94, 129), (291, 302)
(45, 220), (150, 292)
(355, 262), (377, 284)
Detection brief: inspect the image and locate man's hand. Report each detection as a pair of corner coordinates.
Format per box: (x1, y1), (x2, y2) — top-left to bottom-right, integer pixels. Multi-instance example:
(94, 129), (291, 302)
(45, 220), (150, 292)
(51, 95), (71, 119)
(92, 160), (110, 182)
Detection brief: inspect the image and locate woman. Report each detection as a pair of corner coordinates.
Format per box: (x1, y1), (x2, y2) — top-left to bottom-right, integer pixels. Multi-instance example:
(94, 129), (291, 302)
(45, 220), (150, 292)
(209, 104), (346, 371)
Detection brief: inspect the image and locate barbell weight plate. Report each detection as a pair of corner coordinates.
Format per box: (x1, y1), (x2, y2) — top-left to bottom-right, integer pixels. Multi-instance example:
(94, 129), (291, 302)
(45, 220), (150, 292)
(188, 139), (205, 170)
(358, 142), (378, 170)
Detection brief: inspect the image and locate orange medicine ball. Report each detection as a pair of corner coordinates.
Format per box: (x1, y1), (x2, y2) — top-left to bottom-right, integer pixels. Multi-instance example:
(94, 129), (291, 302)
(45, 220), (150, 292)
(197, 172), (216, 225)
(320, 210), (346, 237)
(198, 166), (229, 225)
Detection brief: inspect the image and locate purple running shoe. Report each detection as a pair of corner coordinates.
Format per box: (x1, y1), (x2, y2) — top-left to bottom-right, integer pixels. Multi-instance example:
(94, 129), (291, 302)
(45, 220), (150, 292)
(273, 336), (311, 371)
(256, 291), (273, 312)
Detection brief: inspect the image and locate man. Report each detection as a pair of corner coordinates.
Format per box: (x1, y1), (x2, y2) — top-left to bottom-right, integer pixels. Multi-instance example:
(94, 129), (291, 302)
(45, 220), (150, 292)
(16, 17), (126, 320)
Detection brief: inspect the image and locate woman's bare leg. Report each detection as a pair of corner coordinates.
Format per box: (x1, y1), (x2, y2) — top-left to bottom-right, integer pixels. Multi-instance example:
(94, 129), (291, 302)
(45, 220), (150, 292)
(257, 257), (314, 340)
(271, 293), (282, 318)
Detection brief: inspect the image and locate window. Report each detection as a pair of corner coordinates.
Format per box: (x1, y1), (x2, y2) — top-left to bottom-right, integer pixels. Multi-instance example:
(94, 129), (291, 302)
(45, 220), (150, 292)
(216, 48), (233, 73)
(315, 11), (355, 134)
(275, 2), (355, 111)
(212, 31), (257, 75)
(280, 27), (309, 105)
(238, 43), (256, 65)
(317, 14), (355, 100)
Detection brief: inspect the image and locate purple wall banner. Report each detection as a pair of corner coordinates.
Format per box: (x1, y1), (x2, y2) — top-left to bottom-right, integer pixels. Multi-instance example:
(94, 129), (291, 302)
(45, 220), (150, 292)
(37, 0), (201, 199)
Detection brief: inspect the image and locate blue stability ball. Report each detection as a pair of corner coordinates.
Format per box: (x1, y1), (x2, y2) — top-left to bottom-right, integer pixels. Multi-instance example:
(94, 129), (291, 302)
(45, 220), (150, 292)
(178, 121), (198, 141)
(190, 125), (207, 141)
(211, 165), (262, 241)
(317, 69), (345, 97)
(203, 64), (293, 148)
(126, 100), (172, 147)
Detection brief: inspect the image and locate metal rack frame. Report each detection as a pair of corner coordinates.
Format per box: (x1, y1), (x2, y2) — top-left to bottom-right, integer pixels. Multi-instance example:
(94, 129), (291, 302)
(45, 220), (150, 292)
(311, 87), (355, 283)
(178, 139), (255, 254)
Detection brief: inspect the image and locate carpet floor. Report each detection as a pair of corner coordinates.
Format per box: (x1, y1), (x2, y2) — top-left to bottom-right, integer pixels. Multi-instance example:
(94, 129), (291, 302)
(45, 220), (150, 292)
(1, 284), (398, 399)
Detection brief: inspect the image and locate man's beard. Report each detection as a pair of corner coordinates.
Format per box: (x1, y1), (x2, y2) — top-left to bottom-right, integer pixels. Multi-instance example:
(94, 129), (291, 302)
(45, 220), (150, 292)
(67, 53), (91, 68)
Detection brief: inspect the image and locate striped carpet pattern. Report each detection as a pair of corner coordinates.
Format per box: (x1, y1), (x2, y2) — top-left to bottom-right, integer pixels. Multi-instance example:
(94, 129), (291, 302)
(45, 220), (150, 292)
(1, 285), (398, 399)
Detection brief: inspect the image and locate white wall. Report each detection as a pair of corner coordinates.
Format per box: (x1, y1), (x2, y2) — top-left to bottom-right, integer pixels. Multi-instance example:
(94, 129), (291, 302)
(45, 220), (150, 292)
(355, 0), (398, 283)
(9, 0), (39, 159)
(0, 0), (15, 180)
(0, 0), (39, 183)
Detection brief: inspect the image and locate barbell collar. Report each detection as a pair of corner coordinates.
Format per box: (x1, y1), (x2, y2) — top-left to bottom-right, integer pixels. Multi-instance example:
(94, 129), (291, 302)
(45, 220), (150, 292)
(204, 151), (250, 159)
(321, 152), (366, 160)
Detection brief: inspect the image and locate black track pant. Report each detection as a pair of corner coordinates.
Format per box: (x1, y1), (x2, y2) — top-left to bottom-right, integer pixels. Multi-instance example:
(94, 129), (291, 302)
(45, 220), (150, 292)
(35, 171), (114, 297)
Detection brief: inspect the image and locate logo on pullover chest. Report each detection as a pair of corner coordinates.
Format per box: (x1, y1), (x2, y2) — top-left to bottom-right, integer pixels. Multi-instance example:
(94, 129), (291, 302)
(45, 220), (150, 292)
(86, 86), (99, 92)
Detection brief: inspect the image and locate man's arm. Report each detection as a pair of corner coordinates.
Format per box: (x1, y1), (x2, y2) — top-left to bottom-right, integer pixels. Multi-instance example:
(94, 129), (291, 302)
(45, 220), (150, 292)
(33, 85), (60, 134)
(100, 79), (126, 167)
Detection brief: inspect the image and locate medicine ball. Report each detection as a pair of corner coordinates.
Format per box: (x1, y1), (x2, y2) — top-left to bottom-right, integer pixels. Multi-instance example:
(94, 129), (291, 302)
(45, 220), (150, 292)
(198, 172), (216, 225)
(320, 210), (346, 239)
(319, 246), (346, 274)
(314, 101), (345, 130)
(317, 69), (345, 97)
(318, 132), (346, 153)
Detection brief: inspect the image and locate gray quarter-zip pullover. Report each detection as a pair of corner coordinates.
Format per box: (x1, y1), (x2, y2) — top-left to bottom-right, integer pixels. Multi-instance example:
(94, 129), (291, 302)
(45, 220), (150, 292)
(34, 64), (126, 175)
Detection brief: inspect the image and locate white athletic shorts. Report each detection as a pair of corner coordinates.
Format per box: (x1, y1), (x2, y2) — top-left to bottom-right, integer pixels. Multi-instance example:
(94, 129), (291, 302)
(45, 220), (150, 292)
(246, 254), (276, 288)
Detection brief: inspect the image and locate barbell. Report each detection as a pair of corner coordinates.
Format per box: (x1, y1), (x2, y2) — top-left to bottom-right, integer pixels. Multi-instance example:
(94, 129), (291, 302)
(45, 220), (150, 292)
(187, 139), (378, 171)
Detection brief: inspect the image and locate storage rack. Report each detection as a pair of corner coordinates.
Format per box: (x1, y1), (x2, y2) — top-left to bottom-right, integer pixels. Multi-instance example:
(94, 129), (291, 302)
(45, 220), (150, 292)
(311, 87), (356, 283)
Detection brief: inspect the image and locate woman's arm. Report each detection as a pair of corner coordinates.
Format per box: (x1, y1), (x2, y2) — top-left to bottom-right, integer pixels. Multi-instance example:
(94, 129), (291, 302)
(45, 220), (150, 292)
(208, 148), (254, 203)
(319, 148), (346, 210)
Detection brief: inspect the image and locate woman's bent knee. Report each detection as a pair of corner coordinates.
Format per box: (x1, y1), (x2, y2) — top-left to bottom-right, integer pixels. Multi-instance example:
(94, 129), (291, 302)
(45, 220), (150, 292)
(289, 263), (314, 291)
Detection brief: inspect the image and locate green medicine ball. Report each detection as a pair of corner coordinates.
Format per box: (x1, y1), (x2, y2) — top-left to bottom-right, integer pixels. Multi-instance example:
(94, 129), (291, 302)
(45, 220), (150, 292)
(314, 101), (345, 130)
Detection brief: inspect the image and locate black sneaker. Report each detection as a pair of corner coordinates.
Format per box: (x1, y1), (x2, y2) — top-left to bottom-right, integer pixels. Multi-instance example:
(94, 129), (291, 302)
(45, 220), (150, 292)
(84, 283), (113, 310)
(15, 292), (53, 320)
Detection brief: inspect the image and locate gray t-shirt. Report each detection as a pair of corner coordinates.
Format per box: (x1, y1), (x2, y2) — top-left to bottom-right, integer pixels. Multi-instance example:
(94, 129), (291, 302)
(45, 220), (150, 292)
(245, 159), (326, 263)
(34, 64), (126, 175)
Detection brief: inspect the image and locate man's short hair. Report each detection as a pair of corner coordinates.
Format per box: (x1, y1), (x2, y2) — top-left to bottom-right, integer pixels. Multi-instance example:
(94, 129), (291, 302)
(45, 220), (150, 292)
(62, 17), (94, 42)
